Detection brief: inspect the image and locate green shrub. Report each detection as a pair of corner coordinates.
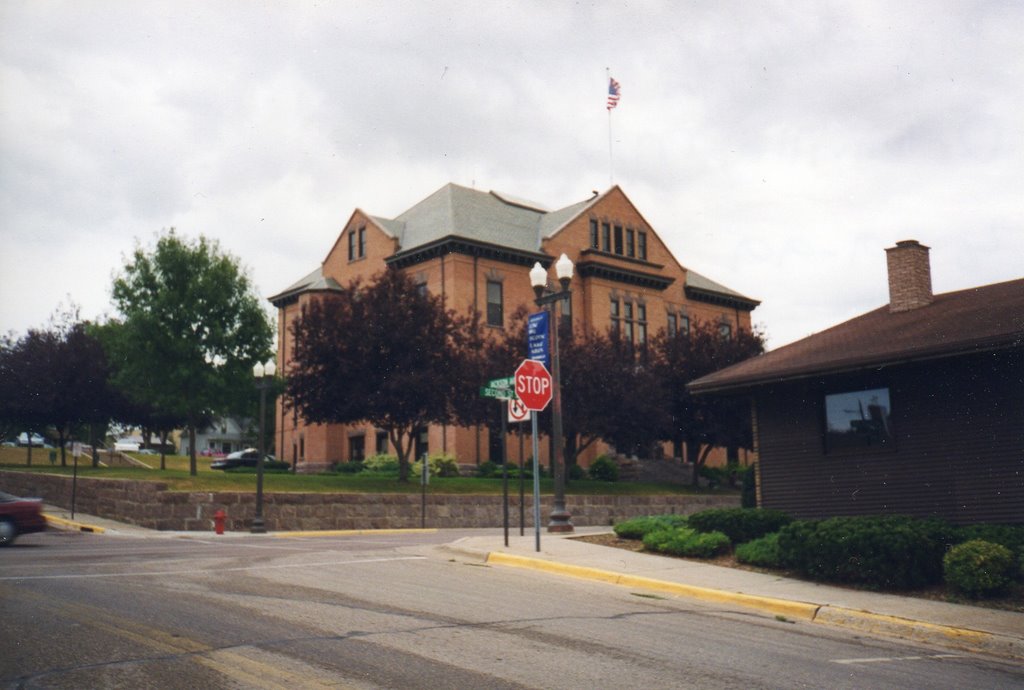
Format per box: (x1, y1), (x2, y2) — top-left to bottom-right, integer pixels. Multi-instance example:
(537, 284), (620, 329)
(476, 461), (499, 478)
(614, 514), (689, 540)
(944, 540), (1016, 598)
(588, 455), (619, 482)
(362, 454), (399, 474)
(642, 526), (730, 558)
(698, 465), (730, 488)
(333, 460), (364, 474)
(953, 524), (1024, 563)
(675, 530), (731, 558)
(741, 465), (757, 508)
(687, 507), (791, 544)
(411, 453), (461, 478)
(641, 527), (681, 552)
(735, 533), (782, 568)
(476, 461), (537, 479)
(568, 463), (585, 480)
(777, 516), (951, 589)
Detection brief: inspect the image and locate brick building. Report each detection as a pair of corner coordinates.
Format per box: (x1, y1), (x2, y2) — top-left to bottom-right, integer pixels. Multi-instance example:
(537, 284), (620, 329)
(270, 183), (759, 472)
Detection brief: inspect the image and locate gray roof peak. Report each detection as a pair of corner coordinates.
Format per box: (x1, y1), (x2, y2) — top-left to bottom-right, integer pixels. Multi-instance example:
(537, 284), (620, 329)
(380, 182), (613, 253)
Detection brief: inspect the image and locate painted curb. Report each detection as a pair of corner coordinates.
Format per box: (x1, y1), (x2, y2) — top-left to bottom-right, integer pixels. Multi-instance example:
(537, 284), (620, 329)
(484, 551), (1023, 660)
(273, 528), (438, 538)
(486, 551), (820, 621)
(814, 606), (1023, 660)
(43, 513), (106, 534)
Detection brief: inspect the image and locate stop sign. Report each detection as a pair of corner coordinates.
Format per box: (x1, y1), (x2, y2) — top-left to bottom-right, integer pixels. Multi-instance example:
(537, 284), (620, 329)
(515, 359), (553, 411)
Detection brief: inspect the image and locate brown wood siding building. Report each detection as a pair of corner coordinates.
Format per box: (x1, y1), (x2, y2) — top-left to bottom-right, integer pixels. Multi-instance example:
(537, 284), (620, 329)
(754, 350), (1023, 524)
(690, 241), (1024, 526)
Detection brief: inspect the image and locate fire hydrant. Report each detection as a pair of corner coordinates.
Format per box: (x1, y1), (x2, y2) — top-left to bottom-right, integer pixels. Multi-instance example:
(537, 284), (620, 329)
(213, 509), (226, 535)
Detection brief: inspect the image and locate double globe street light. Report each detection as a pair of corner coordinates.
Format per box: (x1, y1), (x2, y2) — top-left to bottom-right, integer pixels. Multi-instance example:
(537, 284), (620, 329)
(251, 358), (277, 534)
(529, 253), (575, 533)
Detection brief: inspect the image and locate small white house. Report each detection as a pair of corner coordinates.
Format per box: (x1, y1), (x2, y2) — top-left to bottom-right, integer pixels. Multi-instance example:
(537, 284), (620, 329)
(179, 417), (254, 456)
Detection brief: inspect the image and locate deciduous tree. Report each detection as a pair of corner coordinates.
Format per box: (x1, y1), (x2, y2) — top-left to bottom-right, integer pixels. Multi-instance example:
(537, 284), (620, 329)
(651, 320), (765, 485)
(111, 230), (273, 475)
(0, 309), (116, 466)
(287, 269), (477, 481)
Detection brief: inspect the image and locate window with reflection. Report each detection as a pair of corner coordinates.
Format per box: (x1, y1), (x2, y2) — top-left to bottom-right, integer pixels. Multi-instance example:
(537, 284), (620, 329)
(825, 387), (894, 451)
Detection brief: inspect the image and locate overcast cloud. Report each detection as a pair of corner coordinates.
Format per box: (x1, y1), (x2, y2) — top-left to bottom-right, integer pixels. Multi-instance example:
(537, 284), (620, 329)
(1, 1), (1021, 349)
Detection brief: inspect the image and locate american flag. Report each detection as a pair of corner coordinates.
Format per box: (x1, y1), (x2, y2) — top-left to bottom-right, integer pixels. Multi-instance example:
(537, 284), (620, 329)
(607, 77), (621, 110)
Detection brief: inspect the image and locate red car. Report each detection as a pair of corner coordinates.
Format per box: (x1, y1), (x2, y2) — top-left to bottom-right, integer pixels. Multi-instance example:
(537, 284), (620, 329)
(0, 491), (47, 546)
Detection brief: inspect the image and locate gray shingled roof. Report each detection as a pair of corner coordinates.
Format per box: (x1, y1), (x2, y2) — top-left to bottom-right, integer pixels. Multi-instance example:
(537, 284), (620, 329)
(271, 183), (758, 308)
(393, 183), (556, 252)
(267, 266), (342, 304)
(686, 269), (759, 305)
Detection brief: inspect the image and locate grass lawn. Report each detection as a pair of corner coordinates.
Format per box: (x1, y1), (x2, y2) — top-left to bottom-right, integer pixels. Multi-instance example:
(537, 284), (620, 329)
(0, 447), (719, 496)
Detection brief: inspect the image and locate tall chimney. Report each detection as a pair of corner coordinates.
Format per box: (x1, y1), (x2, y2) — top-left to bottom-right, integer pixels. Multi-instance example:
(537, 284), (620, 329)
(885, 240), (933, 312)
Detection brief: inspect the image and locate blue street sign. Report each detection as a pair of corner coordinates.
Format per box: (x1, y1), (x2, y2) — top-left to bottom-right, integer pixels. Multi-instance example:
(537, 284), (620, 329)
(527, 311), (550, 368)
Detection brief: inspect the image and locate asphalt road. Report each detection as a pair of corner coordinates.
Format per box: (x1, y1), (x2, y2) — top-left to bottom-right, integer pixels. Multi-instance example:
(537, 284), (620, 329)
(1, 529), (1021, 689)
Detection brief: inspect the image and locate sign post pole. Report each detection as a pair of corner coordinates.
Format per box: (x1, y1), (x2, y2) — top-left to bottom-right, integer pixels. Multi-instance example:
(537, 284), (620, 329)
(514, 359), (553, 554)
(531, 411), (541, 552)
(519, 431), (525, 536)
(501, 400), (509, 547)
(71, 441), (81, 520)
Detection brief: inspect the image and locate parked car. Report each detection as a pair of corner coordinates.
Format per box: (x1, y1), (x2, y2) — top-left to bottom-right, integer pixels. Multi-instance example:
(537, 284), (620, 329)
(210, 449), (288, 471)
(137, 449), (158, 455)
(0, 491), (47, 546)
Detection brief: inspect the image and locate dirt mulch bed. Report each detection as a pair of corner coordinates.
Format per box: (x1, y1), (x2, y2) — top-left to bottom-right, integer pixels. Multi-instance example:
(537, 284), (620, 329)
(572, 532), (1024, 613)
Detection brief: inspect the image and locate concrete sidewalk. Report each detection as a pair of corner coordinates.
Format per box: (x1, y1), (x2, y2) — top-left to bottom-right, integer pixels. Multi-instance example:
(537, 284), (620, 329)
(441, 530), (1024, 662)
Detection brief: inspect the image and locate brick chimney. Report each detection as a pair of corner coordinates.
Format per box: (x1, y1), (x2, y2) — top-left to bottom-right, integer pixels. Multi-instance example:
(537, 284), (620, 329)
(885, 240), (933, 312)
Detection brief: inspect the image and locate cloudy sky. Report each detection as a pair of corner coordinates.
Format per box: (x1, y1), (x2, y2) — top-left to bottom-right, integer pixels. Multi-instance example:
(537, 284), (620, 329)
(2, 1), (1021, 349)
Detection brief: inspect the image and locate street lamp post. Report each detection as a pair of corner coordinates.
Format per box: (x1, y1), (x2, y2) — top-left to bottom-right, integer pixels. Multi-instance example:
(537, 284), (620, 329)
(530, 253), (575, 533)
(251, 358), (277, 534)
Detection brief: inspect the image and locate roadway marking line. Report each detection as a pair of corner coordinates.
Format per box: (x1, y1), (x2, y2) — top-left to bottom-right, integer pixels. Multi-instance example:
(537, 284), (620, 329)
(832, 654), (964, 665)
(0, 555), (426, 581)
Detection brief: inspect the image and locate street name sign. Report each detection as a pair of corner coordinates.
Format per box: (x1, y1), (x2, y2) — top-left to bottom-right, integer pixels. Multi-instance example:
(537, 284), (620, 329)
(480, 376), (516, 400)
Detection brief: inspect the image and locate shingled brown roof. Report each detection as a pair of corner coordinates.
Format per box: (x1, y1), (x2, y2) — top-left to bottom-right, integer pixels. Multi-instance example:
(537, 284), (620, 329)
(689, 277), (1024, 393)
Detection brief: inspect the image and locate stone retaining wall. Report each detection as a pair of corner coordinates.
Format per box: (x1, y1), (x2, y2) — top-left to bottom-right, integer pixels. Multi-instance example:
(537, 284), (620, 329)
(0, 471), (738, 532)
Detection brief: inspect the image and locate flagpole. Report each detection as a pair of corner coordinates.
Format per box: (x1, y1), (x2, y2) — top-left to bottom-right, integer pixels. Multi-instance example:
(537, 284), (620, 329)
(607, 68), (614, 185)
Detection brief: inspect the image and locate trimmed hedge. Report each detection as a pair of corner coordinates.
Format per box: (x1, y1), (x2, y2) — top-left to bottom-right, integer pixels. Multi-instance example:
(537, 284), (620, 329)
(642, 526), (731, 558)
(944, 540), (1017, 598)
(614, 514), (689, 540)
(777, 516), (954, 590)
(735, 533), (782, 568)
(953, 524), (1024, 562)
(687, 507), (792, 544)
